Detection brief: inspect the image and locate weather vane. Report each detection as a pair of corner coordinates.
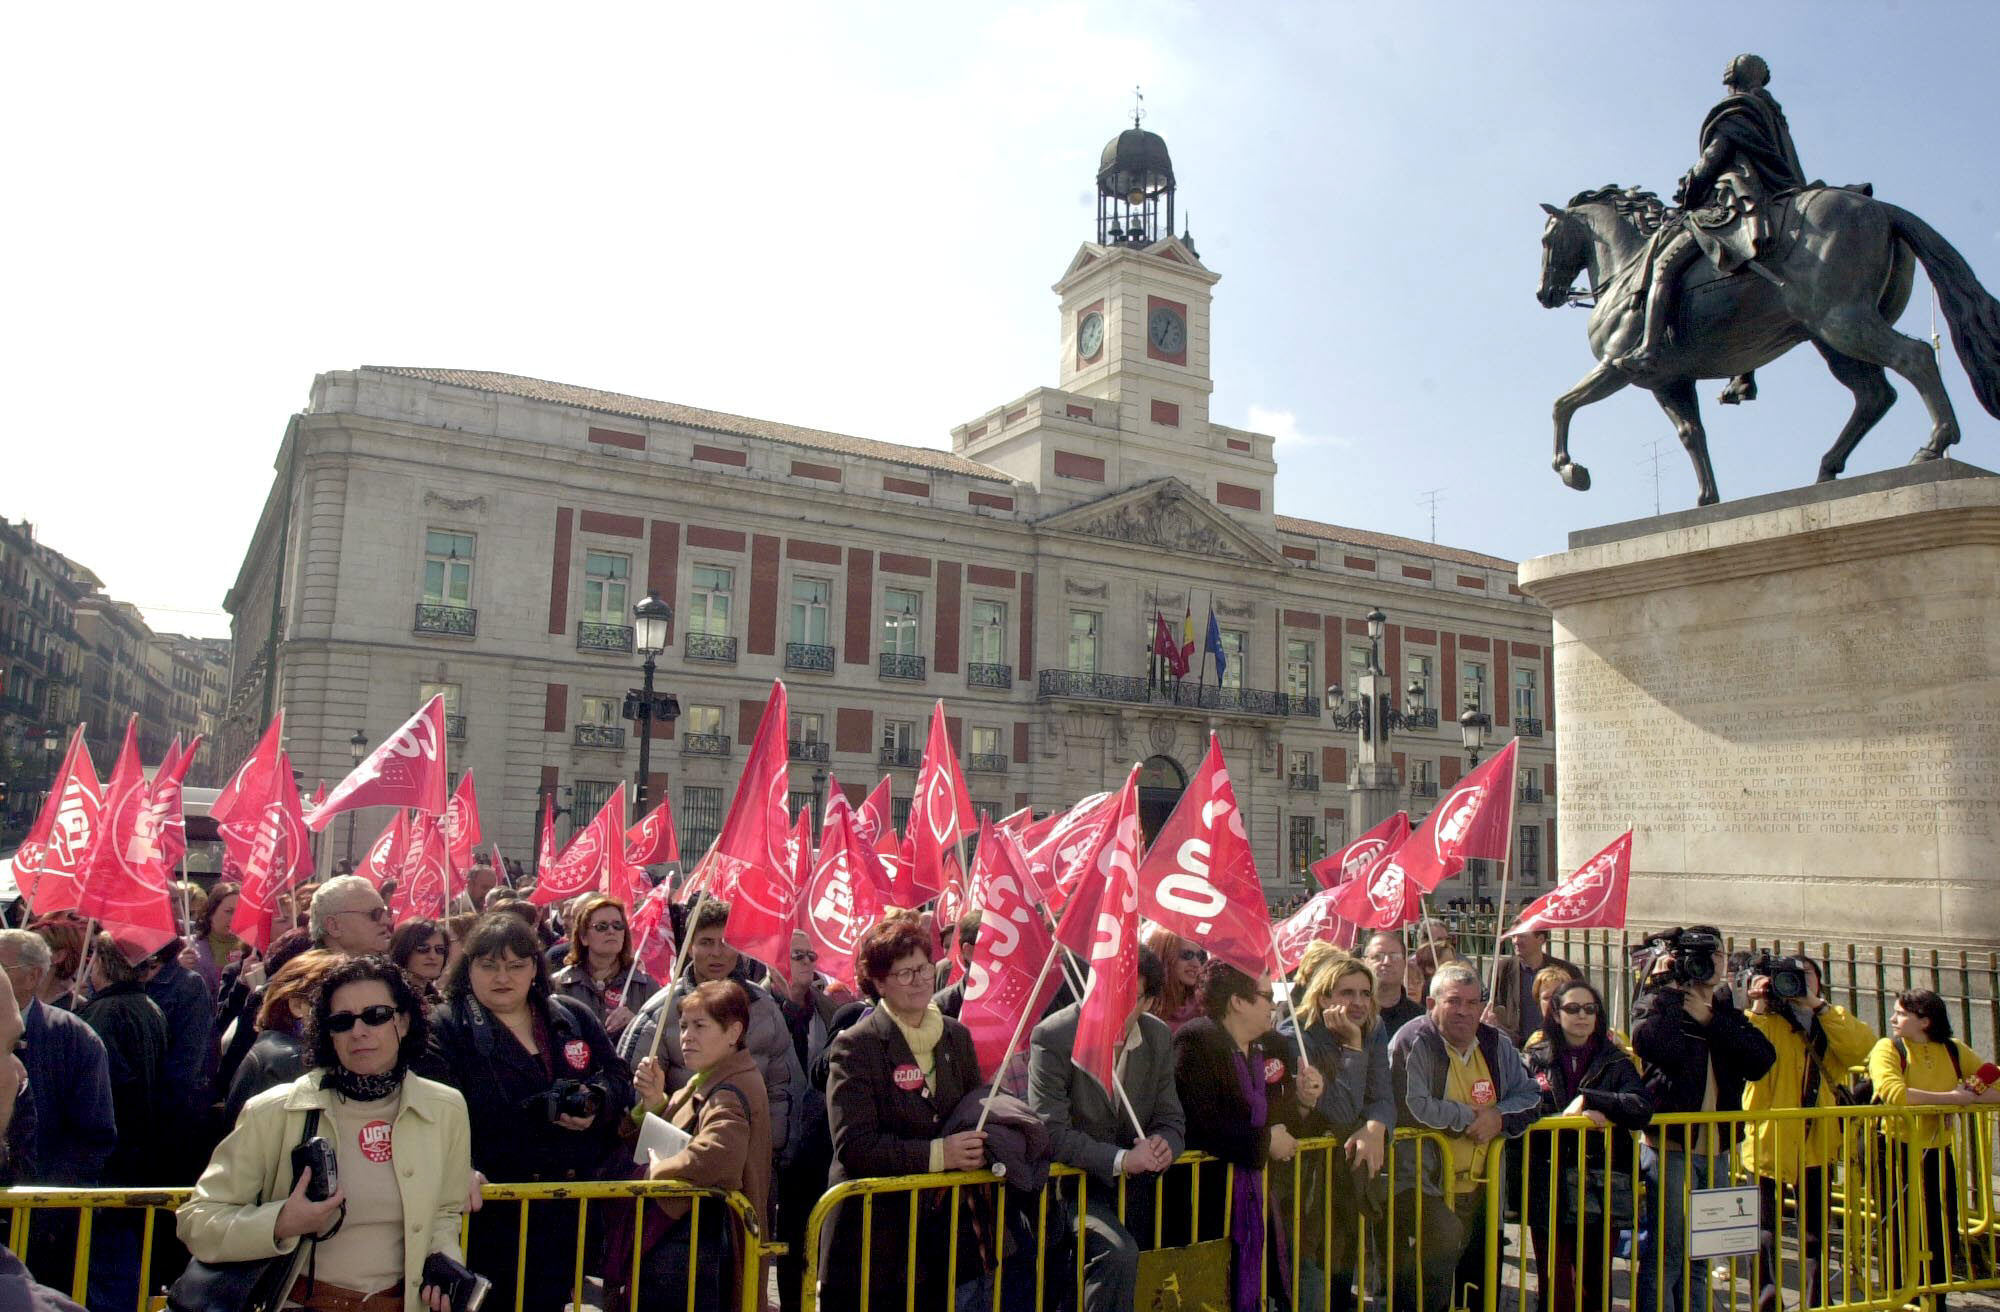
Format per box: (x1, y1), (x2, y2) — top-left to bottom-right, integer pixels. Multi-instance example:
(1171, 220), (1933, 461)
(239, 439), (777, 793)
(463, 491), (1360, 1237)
(1132, 85), (1145, 129)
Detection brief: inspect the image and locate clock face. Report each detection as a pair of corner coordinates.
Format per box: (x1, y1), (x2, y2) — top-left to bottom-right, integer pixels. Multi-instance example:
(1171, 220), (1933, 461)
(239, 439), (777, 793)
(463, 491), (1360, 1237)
(1148, 306), (1186, 355)
(1077, 312), (1105, 360)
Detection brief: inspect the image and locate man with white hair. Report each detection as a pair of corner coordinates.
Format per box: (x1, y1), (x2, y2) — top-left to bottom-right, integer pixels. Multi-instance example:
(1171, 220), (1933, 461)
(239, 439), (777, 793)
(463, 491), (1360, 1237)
(0, 930), (114, 1187)
(308, 874), (393, 955)
(1387, 961), (1541, 1312)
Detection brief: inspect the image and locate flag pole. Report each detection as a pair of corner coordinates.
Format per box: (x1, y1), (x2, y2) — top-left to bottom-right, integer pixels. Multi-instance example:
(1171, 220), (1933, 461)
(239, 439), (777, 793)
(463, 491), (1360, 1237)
(1482, 746), (1523, 1010)
(975, 935), (1066, 1132)
(648, 889), (710, 1063)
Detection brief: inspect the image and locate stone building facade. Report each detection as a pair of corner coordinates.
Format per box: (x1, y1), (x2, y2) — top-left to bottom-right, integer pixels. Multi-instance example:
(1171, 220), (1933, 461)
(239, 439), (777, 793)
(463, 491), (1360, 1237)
(222, 130), (1557, 899)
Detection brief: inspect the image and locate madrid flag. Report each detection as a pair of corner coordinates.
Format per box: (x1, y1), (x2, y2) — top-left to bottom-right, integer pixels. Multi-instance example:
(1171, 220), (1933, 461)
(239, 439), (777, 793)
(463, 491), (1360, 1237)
(1136, 735), (1274, 977)
(308, 696), (450, 830)
(1504, 831), (1633, 938)
(1387, 738), (1518, 893)
(12, 726), (102, 915)
(533, 784), (622, 906)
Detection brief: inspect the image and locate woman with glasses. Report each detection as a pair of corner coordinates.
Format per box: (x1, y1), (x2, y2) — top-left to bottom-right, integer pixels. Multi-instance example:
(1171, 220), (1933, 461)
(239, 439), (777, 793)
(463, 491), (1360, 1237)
(417, 911), (634, 1311)
(822, 917), (987, 1312)
(223, 950), (344, 1125)
(180, 954), (472, 1311)
(1176, 958), (1319, 1312)
(1520, 980), (1652, 1312)
(551, 894), (658, 1039)
(1143, 926), (1206, 1031)
(389, 920), (449, 1005)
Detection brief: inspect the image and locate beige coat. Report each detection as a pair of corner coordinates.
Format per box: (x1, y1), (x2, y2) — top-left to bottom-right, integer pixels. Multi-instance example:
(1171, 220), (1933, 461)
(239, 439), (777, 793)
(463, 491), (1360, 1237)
(177, 1071), (471, 1312)
(650, 1046), (771, 1229)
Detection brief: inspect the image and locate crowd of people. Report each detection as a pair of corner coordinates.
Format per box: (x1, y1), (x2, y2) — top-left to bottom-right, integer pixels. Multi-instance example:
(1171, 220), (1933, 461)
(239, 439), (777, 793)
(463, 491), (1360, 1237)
(0, 869), (1994, 1312)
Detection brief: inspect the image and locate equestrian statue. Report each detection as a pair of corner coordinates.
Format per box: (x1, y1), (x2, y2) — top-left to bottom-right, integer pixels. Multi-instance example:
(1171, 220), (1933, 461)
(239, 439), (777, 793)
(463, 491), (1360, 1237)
(1537, 53), (2000, 507)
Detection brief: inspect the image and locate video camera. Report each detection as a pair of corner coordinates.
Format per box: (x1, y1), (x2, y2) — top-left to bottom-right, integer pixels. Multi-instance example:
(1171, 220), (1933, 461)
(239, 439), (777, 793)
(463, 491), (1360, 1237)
(523, 1079), (603, 1123)
(1640, 926), (1722, 989)
(1744, 952), (1810, 1004)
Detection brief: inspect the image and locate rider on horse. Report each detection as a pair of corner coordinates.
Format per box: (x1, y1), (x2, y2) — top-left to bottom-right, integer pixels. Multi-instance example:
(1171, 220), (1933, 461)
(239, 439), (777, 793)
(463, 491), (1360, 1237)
(1612, 54), (1810, 381)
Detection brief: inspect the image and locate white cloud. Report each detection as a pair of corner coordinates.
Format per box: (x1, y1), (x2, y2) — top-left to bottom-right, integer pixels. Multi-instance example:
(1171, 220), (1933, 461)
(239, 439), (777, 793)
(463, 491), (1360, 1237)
(1243, 404), (1349, 450)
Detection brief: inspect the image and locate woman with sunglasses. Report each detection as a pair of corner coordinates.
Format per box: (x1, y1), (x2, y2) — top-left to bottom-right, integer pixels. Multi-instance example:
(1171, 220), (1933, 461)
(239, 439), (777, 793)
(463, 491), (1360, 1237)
(1143, 926), (1206, 1031)
(389, 920), (449, 1005)
(1519, 980), (1653, 1312)
(551, 893), (659, 1039)
(180, 955), (472, 1311)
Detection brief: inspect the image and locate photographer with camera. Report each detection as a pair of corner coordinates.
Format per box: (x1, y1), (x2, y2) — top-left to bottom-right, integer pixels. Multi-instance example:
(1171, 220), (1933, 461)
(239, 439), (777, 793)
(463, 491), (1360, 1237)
(1741, 953), (1876, 1312)
(1631, 926), (1775, 1312)
(418, 912), (634, 1311)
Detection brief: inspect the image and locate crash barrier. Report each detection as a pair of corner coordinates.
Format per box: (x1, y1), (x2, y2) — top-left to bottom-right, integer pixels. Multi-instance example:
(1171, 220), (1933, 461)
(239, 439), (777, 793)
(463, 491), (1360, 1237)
(0, 1177), (765, 1312)
(6, 1106), (1995, 1312)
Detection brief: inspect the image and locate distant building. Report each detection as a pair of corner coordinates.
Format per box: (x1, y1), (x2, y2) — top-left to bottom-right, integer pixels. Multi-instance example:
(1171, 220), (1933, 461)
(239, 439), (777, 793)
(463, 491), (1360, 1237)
(223, 123), (1555, 898)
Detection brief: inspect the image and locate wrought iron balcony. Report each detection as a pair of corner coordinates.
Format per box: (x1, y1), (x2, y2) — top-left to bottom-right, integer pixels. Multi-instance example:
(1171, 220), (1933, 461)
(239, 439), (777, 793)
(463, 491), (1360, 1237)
(1037, 669), (1316, 719)
(445, 714), (467, 741)
(879, 652), (926, 681)
(879, 745), (922, 768)
(967, 753), (1008, 774)
(967, 662), (1013, 690)
(682, 733), (732, 757)
(685, 632), (737, 663)
(1520, 780), (1545, 803)
(785, 642), (834, 673)
(1515, 716), (1545, 739)
(789, 739), (830, 763)
(1411, 781), (1440, 799)
(576, 621), (634, 653)
(575, 723), (625, 750)
(1288, 773), (1320, 792)
(1407, 707), (1440, 730)
(413, 603), (477, 637)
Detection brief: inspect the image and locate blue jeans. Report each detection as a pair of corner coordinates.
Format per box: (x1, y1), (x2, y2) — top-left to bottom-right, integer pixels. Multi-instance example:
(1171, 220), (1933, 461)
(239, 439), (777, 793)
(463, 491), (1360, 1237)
(1637, 1140), (1712, 1312)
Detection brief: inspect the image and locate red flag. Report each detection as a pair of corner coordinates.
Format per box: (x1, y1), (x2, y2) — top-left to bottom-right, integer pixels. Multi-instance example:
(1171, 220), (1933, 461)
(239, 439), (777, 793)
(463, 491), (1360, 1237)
(533, 784), (622, 906)
(308, 695), (450, 830)
(1059, 767), (1145, 1095)
(1154, 612), (1189, 678)
(800, 794), (883, 992)
(212, 712), (284, 825)
(994, 805), (1036, 836)
(1023, 791), (1113, 913)
(537, 794), (558, 874)
(720, 682), (800, 983)
(310, 780), (327, 810)
(444, 771), (483, 879)
(628, 881), (678, 984)
(1331, 830), (1425, 931)
(1387, 739), (1519, 893)
(392, 811), (450, 923)
(1311, 811), (1411, 892)
(1504, 831), (1633, 938)
(905, 701), (974, 901)
(625, 797), (680, 866)
(604, 787), (647, 911)
(149, 737), (199, 875)
(855, 776), (897, 850)
(960, 833), (1062, 1079)
(358, 809), (410, 890)
(229, 750), (315, 953)
(1136, 735), (1274, 977)
(1274, 887), (1355, 974)
(967, 813), (1030, 913)
(77, 719), (180, 958)
(12, 726), (102, 915)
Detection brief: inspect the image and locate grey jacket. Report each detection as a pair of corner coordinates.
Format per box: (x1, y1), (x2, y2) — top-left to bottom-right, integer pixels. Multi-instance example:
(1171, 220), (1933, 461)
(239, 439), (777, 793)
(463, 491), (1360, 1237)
(1387, 1015), (1540, 1198)
(617, 963), (798, 1156)
(1028, 1003), (1186, 1185)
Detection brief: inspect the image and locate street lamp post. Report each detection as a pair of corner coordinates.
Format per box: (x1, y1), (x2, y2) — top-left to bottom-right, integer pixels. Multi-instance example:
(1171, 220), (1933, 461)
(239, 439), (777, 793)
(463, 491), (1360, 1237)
(40, 727), (59, 815)
(810, 766), (828, 843)
(1458, 703), (1492, 909)
(343, 728), (367, 868)
(630, 591), (677, 815)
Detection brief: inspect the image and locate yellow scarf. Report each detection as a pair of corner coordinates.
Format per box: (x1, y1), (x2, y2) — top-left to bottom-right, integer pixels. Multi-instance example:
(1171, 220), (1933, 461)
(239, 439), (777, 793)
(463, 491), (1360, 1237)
(888, 1004), (946, 1094)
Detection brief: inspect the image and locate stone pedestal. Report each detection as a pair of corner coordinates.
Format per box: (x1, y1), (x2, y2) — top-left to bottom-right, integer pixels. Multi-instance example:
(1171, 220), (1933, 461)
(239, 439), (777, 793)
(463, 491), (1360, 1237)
(1517, 460), (2000, 950)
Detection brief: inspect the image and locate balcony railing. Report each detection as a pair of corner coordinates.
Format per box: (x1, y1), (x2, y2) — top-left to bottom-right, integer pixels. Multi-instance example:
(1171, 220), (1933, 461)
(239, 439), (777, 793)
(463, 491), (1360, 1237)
(1405, 707), (1440, 730)
(967, 662), (1013, 690)
(879, 745), (922, 768)
(789, 739), (830, 763)
(1037, 669), (1316, 719)
(785, 642), (834, 673)
(413, 603), (477, 637)
(1520, 781), (1545, 803)
(967, 753), (1008, 774)
(1515, 716), (1545, 739)
(1411, 781), (1440, 799)
(685, 632), (737, 663)
(577, 621), (634, 654)
(1287, 773), (1320, 792)
(879, 652), (926, 681)
(445, 714), (466, 741)
(575, 723), (625, 750)
(683, 733), (732, 757)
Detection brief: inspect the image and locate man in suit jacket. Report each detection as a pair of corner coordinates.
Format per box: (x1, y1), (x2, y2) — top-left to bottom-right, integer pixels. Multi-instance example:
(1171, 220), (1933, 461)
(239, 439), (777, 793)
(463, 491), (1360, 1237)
(1029, 946), (1185, 1312)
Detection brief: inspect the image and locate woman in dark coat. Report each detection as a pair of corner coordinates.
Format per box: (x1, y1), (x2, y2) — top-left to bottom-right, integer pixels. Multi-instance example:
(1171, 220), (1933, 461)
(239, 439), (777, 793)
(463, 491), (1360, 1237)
(1519, 979), (1654, 1312)
(220, 949), (342, 1125)
(1176, 959), (1319, 1312)
(415, 911), (634, 1312)
(822, 917), (987, 1312)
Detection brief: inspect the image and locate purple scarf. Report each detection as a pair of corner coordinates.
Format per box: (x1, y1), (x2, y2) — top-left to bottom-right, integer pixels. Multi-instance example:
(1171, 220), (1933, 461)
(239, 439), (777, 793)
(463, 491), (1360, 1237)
(1229, 1044), (1289, 1312)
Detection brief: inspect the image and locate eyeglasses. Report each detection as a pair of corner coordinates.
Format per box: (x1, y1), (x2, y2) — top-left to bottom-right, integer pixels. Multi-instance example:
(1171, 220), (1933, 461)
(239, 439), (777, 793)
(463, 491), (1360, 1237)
(588, 921), (627, 935)
(1180, 948), (1208, 964)
(883, 966), (930, 985)
(1557, 1003), (1600, 1017)
(340, 906), (391, 924)
(1253, 989), (1275, 1003)
(412, 943), (447, 956)
(792, 949), (819, 963)
(325, 1004), (401, 1033)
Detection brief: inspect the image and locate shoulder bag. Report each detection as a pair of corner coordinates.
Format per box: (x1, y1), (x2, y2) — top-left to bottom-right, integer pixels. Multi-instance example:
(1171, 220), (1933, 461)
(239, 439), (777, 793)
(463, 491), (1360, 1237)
(167, 1108), (326, 1312)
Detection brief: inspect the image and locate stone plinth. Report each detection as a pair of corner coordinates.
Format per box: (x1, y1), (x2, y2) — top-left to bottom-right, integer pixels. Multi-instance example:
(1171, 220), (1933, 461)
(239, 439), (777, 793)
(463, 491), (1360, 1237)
(1518, 460), (2000, 949)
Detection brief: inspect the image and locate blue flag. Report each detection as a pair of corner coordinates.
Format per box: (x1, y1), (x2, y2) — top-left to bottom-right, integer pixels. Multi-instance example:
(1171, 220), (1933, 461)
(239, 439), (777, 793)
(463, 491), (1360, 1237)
(1204, 608), (1226, 682)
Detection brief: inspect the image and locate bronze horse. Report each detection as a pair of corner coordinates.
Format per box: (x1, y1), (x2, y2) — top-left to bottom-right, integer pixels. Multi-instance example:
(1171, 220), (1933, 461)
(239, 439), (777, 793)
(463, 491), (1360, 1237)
(1537, 185), (2000, 505)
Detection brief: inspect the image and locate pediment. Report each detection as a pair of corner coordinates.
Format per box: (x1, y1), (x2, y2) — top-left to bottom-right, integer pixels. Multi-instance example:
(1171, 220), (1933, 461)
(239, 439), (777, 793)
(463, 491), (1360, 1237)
(1037, 478), (1288, 567)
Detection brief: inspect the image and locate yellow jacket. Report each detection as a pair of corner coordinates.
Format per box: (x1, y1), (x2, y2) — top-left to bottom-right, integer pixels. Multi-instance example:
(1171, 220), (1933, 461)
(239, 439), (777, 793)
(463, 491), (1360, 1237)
(1739, 1005), (1876, 1177)
(177, 1071), (471, 1312)
(1866, 1036), (1984, 1149)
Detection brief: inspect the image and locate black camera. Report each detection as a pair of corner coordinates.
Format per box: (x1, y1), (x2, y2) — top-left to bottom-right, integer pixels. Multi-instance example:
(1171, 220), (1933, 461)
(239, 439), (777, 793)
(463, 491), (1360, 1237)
(1644, 927), (1721, 987)
(291, 1136), (338, 1201)
(524, 1080), (602, 1123)
(422, 1252), (491, 1312)
(1747, 952), (1809, 1003)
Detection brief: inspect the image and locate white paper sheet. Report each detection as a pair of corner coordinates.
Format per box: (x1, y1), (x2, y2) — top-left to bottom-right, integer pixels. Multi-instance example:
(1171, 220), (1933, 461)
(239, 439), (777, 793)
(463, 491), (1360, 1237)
(633, 1111), (692, 1165)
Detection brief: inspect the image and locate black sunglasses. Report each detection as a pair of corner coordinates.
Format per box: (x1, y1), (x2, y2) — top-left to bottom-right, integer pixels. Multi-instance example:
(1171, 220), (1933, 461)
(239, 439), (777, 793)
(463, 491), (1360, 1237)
(1557, 1003), (1600, 1017)
(325, 1003), (401, 1033)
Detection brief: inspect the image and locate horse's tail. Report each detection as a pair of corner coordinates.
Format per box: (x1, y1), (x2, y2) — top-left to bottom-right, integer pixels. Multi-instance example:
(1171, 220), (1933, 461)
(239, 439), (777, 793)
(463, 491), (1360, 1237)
(1883, 202), (2000, 419)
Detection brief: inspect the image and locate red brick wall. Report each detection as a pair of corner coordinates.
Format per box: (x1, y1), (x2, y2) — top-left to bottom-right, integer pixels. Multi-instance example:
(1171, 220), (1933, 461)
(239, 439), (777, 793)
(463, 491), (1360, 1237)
(836, 707), (872, 755)
(579, 510), (643, 539)
(543, 683), (567, 733)
(1441, 633), (1457, 714)
(968, 491), (1014, 511)
(1385, 623), (1402, 688)
(880, 552), (931, 578)
(1322, 745), (1348, 783)
(844, 549), (873, 665)
(1440, 755), (1462, 788)
(692, 444), (746, 467)
(791, 461), (842, 483)
(646, 519), (679, 644)
(1493, 642), (1511, 727)
(1216, 482), (1260, 510)
(1402, 565), (1432, 581)
(786, 539), (842, 565)
(738, 699), (766, 742)
(1053, 451), (1105, 481)
(749, 535), (779, 656)
(1151, 400), (1181, 427)
(1284, 545), (1316, 563)
(966, 565), (1014, 589)
(547, 507), (573, 634)
(1013, 722), (1029, 764)
(587, 426), (644, 450)
(1343, 556), (1376, 572)
(687, 526), (745, 552)
(935, 561), (962, 675)
(1547, 820), (1558, 875)
(1019, 571), (1035, 676)
(883, 476), (930, 498)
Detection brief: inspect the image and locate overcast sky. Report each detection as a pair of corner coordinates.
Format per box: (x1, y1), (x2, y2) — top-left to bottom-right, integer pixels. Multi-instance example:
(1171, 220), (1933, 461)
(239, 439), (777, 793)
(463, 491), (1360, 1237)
(6, 2), (1997, 641)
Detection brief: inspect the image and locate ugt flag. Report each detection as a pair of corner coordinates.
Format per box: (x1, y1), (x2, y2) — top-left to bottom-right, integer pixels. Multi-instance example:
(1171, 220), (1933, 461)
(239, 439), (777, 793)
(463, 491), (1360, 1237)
(799, 792), (884, 993)
(1387, 738), (1518, 892)
(11, 726), (102, 916)
(1274, 886), (1353, 974)
(718, 682), (800, 983)
(1136, 734), (1273, 977)
(1504, 830), (1633, 938)
(1054, 764), (1145, 1097)
(229, 749), (315, 955)
(77, 718), (180, 960)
